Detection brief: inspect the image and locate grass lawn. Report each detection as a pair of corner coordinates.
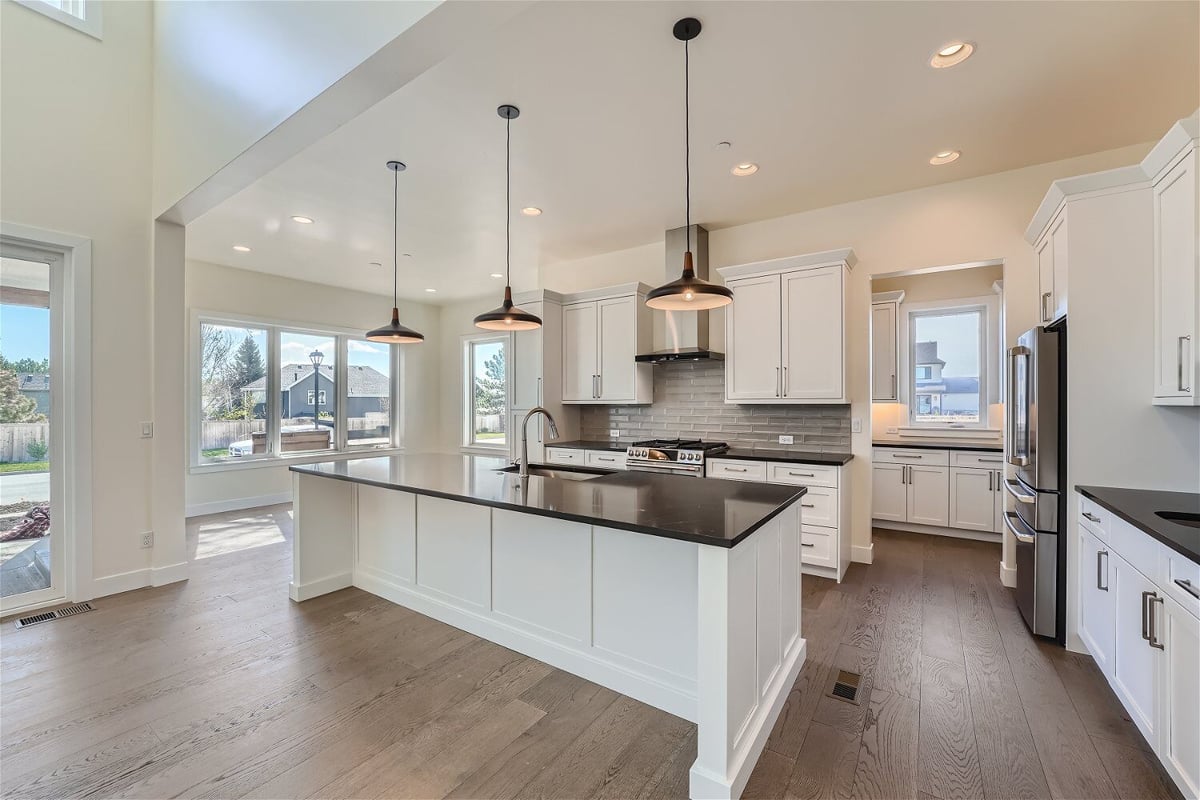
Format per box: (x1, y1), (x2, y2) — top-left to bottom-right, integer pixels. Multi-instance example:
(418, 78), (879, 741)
(474, 432), (506, 441)
(0, 461), (49, 474)
(201, 448), (228, 459)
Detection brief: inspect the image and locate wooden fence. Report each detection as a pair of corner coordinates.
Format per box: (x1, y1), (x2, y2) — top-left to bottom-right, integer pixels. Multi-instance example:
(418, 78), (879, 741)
(201, 416), (389, 450)
(0, 424), (49, 463)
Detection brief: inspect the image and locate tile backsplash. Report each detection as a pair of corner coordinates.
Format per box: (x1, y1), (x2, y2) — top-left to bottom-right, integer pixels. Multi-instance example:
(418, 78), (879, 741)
(578, 361), (851, 452)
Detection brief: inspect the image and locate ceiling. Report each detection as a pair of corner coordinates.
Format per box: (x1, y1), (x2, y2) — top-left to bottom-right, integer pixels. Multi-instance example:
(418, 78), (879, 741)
(186, 0), (1200, 302)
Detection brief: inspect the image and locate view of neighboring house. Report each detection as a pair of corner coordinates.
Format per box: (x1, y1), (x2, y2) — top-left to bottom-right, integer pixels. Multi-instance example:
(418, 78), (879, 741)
(16, 374), (49, 415)
(913, 341), (979, 416)
(239, 364), (389, 421)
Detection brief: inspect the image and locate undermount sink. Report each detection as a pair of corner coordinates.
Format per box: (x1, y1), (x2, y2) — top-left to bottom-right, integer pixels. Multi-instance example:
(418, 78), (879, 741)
(495, 464), (606, 482)
(1156, 511), (1200, 529)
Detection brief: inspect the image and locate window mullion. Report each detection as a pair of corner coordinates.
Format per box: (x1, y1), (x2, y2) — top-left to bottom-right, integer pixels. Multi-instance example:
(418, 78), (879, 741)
(336, 336), (348, 451)
(268, 327), (281, 457)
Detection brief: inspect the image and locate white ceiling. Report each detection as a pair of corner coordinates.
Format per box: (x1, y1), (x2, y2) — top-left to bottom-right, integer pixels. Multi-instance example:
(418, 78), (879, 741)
(187, 0), (1200, 302)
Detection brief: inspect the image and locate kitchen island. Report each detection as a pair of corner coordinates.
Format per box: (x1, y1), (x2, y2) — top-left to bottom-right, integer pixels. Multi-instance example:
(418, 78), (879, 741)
(290, 453), (807, 800)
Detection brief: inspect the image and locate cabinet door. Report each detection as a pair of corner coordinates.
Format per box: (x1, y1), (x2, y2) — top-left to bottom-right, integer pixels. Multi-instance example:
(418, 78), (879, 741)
(725, 275), (782, 400)
(871, 303), (898, 401)
(1153, 150), (1198, 402)
(562, 302), (598, 402)
(1160, 594), (1200, 799)
(1078, 526), (1115, 677)
(906, 465), (949, 527)
(871, 463), (907, 522)
(597, 297), (637, 402)
(512, 302), (544, 410)
(949, 467), (994, 532)
(993, 471), (1004, 533)
(783, 266), (844, 401)
(1049, 212), (1068, 322)
(1111, 552), (1161, 743)
(1036, 229), (1055, 324)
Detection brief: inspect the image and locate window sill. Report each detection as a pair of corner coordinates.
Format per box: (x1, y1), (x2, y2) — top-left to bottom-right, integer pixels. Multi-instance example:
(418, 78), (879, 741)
(460, 445), (510, 457)
(190, 447), (405, 475)
(895, 427), (1002, 440)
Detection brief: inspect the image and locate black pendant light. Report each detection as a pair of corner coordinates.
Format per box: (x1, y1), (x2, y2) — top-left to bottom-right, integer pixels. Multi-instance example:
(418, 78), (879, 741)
(366, 160), (425, 344)
(646, 18), (733, 312)
(474, 105), (543, 331)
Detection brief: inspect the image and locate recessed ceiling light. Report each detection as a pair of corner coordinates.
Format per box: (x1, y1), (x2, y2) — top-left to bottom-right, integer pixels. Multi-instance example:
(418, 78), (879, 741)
(424, 288), (437, 293)
(290, 215), (315, 224)
(232, 245), (251, 253)
(490, 273), (504, 279)
(521, 207), (542, 216)
(731, 162), (759, 176)
(930, 41), (974, 68)
(929, 150), (961, 165)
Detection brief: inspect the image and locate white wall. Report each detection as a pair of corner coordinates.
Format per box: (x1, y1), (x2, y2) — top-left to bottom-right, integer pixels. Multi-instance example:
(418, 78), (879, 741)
(1, 0), (157, 590)
(540, 142), (1154, 564)
(185, 259), (441, 513)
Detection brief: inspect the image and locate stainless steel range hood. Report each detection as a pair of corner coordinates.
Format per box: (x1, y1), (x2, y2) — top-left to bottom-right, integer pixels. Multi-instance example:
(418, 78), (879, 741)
(636, 224), (725, 363)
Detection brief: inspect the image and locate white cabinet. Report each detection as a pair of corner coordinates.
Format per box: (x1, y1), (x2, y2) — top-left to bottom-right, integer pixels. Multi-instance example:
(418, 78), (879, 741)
(545, 447), (627, 471)
(949, 467), (1002, 533)
(871, 292), (902, 402)
(871, 462), (907, 522)
(1033, 209), (1068, 325)
(1111, 551), (1163, 743)
(906, 464), (950, 527)
(1160, 594), (1200, 799)
(872, 447), (951, 529)
(512, 302), (544, 410)
(1148, 123), (1198, 405)
(560, 285), (652, 405)
(1078, 524), (1115, 677)
(719, 249), (854, 404)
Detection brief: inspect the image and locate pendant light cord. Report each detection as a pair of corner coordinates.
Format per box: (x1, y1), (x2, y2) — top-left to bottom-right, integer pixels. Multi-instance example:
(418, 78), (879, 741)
(392, 165), (399, 306)
(506, 115), (512, 286)
(684, 37), (691, 256)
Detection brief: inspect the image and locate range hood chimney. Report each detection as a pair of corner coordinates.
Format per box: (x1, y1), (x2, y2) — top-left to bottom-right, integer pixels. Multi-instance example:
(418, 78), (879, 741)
(636, 224), (724, 363)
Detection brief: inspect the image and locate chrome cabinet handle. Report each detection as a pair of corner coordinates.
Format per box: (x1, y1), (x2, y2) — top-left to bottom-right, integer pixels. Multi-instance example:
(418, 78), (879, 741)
(801, 542), (815, 548)
(893, 454), (923, 459)
(801, 502), (815, 508)
(891, 373), (896, 398)
(988, 471), (993, 491)
(1082, 511), (1102, 524)
(726, 466), (747, 473)
(783, 366), (788, 396)
(995, 470), (1002, 493)
(775, 367), (781, 397)
(1097, 550), (1109, 592)
(1149, 595), (1165, 650)
(788, 471), (815, 477)
(1042, 291), (1052, 322)
(537, 376), (542, 405)
(597, 457), (615, 462)
(1180, 335), (1192, 393)
(978, 458), (1003, 464)
(1175, 578), (1200, 599)
(1142, 590), (1154, 641)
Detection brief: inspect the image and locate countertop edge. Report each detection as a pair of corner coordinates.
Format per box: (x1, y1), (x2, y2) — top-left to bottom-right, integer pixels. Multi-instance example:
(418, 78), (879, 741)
(712, 451), (854, 466)
(290, 464), (807, 548)
(872, 440), (1004, 453)
(1076, 485), (1200, 565)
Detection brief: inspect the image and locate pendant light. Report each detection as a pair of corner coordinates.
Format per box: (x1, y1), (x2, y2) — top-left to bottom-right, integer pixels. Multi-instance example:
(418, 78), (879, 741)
(474, 105), (543, 331)
(646, 18), (733, 312)
(366, 160), (425, 344)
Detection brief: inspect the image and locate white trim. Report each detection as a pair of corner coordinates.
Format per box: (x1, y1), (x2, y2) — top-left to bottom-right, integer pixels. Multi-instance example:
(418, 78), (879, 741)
(1139, 112), (1199, 184)
(150, 562), (188, 587)
(1000, 560), (1017, 588)
(11, 0), (102, 39)
(1025, 165), (1149, 244)
(185, 492), (293, 519)
(717, 248), (856, 280)
(188, 446), (406, 475)
(557, 282), (651, 305)
(872, 258), (1003, 282)
(289, 571), (353, 602)
(874, 519), (1004, 543)
(851, 543), (875, 564)
(91, 568), (152, 598)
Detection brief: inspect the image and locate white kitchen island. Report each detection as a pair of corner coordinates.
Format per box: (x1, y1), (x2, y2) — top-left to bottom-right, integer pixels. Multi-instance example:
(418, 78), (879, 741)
(290, 454), (806, 800)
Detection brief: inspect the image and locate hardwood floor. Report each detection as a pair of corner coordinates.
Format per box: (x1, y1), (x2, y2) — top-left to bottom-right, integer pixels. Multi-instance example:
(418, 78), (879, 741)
(0, 508), (1181, 800)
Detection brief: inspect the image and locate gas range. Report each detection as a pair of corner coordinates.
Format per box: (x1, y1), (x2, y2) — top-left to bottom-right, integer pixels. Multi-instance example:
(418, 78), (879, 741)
(625, 438), (730, 477)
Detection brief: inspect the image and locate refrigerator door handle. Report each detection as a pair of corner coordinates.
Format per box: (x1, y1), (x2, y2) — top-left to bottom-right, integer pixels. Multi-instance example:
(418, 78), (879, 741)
(1007, 345), (1032, 467)
(1003, 511), (1036, 543)
(1004, 478), (1036, 505)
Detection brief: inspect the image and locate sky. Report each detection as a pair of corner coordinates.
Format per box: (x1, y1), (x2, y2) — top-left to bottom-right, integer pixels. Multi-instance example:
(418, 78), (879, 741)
(914, 311), (980, 377)
(205, 324), (392, 377)
(0, 305), (50, 363)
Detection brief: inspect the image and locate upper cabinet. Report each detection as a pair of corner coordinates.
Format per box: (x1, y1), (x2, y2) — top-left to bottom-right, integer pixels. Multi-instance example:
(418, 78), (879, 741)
(1145, 117), (1199, 405)
(560, 283), (653, 405)
(719, 249), (855, 405)
(1034, 209), (1069, 325)
(871, 290), (903, 402)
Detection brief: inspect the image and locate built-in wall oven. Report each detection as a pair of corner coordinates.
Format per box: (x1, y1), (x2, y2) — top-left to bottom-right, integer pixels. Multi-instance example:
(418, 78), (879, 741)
(1005, 324), (1066, 643)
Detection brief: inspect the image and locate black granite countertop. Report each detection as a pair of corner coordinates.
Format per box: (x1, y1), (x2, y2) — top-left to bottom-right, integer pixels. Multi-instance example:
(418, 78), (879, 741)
(1076, 486), (1200, 565)
(544, 440), (629, 452)
(716, 448), (854, 466)
(291, 454), (806, 548)
(873, 439), (1004, 453)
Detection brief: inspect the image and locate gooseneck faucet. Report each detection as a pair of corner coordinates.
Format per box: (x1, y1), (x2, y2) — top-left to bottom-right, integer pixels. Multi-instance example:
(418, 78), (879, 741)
(518, 407), (560, 478)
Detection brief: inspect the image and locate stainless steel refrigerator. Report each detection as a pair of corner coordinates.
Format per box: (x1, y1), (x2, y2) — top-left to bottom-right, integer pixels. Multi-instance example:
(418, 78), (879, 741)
(1005, 324), (1066, 643)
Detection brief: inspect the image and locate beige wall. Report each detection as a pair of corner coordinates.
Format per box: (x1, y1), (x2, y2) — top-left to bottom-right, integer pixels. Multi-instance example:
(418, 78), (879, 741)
(1, 0), (157, 588)
(185, 259), (441, 512)
(539, 142), (1154, 564)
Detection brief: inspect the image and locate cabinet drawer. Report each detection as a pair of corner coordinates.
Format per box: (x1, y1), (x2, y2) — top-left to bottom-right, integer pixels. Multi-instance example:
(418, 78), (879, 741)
(768, 462), (838, 488)
(797, 485), (838, 527)
(1161, 548), (1200, 619)
(873, 447), (950, 466)
(586, 450), (626, 470)
(800, 525), (836, 568)
(1078, 496), (1111, 541)
(545, 448), (583, 465)
(706, 459), (767, 482)
(951, 451), (1006, 469)
(1110, 515), (1163, 584)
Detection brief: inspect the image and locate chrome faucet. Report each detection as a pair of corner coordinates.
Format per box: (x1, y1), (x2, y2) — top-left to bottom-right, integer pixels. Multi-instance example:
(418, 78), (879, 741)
(518, 407), (560, 478)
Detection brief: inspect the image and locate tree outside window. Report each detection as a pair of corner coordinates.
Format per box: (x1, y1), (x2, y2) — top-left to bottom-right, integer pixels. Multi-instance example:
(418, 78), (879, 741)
(467, 338), (507, 447)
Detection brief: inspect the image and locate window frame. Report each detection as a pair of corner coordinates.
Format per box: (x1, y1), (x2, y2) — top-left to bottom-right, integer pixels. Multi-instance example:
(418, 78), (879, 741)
(190, 310), (403, 472)
(903, 300), (992, 430)
(13, 0), (102, 39)
(461, 332), (510, 452)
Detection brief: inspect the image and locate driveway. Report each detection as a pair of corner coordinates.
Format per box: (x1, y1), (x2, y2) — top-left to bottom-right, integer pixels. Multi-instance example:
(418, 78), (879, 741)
(0, 472), (50, 505)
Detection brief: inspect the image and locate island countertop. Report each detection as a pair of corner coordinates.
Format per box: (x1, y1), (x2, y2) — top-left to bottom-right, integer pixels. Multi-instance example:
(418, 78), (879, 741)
(291, 453), (806, 548)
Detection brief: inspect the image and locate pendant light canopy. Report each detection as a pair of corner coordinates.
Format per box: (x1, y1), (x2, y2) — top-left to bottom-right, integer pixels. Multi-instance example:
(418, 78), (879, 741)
(646, 18), (733, 312)
(366, 160), (425, 344)
(474, 105), (543, 332)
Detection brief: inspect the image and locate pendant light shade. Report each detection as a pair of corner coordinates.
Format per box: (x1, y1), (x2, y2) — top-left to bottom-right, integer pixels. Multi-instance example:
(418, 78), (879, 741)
(367, 160), (424, 344)
(474, 104), (542, 331)
(646, 18), (733, 312)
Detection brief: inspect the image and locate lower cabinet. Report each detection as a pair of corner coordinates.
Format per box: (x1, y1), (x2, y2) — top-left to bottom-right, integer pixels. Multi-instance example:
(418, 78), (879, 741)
(906, 464), (950, 527)
(545, 447), (627, 470)
(871, 462), (907, 522)
(1110, 550), (1161, 742)
(1160, 594), (1200, 799)
(1078, 524), (1115, 676)
(949, 467), (1004, 533)
(874, 447), (1005, 537)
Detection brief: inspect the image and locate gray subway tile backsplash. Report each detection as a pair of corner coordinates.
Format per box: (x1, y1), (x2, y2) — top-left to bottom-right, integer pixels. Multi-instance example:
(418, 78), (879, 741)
(577, 361), (851, 453)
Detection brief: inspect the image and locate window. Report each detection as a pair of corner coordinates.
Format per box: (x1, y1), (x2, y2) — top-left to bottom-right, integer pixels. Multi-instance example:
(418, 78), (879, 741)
(464, 336), (508, 448)
(908, 306), (985, 427)
(13, 0), (102, 38)
(194, 314), (401, 467)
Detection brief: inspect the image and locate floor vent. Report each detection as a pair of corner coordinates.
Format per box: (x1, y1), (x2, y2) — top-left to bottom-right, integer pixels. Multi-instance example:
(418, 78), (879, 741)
(13, 602), (94, 629)
(827, 669), (863, 705)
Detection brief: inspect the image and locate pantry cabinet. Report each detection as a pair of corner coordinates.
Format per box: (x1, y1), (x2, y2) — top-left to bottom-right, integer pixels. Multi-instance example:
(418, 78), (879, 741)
(719, 249), (854, 404)
(508, 291), (578, 464)
(560, 284), (652, 405)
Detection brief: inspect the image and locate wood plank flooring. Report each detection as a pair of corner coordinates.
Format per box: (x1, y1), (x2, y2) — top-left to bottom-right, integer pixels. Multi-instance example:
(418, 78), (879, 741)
(0, 508), (1181, 800)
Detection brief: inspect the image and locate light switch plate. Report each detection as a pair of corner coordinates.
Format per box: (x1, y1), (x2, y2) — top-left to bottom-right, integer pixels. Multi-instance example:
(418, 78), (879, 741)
(140, 421), (154, 438)
(778, 435), (794, 445)
(851, 418), (863, 434)
(609, 429), (620, 439)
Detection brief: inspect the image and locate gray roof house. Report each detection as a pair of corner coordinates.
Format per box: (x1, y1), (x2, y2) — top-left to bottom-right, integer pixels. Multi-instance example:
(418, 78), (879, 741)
(913, 342), (980, 416)
(241, 364), (390, 421)
(17, 373), (50, 415)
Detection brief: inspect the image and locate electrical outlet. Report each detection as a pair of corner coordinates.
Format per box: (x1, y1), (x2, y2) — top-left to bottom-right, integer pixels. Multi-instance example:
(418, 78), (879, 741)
(851, 418), (863, 434)
(778, 435), (794, 445)
(140, 421), (154, 438)
(140, 531), (154, 549)
(886, 426), (898, 434)
(609, 429), (620, 439)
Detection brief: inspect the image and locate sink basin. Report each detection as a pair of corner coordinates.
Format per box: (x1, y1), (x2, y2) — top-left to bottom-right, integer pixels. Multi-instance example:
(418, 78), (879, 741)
(495, 464), (606, 482)
(1156, 511), (1200, 529)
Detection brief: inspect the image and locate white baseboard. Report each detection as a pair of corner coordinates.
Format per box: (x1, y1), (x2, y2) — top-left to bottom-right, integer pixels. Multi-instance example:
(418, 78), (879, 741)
(873, 520), (1003, 543)
(1000, 560), (1017, 588)
(186, 492), (292, 518)
(92, 567), (151, 598)
(851, 543), (874, 564)
(288, 572), (353, 602)
(151, 561), (188, 587)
